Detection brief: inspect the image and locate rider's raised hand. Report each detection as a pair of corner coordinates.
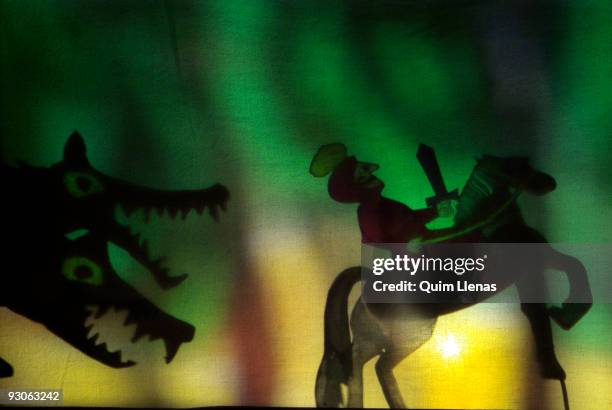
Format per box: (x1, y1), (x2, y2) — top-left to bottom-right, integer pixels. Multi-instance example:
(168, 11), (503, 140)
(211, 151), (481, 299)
(436, 199), (455, 218)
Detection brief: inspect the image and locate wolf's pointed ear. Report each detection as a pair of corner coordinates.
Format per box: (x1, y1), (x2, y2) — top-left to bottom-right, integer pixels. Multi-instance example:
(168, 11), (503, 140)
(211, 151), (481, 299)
(64, 131), (89, 165)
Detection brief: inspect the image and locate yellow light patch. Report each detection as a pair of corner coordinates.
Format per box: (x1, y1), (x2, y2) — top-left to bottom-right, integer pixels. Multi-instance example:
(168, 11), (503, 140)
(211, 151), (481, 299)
(438, 333), (462, 359)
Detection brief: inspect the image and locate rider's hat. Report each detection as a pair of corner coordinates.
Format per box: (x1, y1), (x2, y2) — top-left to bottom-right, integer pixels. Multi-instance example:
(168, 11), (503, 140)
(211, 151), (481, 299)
(309, 143), (348, 177)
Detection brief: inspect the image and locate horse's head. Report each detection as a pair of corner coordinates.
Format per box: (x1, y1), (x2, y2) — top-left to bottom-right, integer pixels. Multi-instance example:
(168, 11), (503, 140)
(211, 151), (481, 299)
(454, 155), (557, 226)
(477, 155), (556, 195)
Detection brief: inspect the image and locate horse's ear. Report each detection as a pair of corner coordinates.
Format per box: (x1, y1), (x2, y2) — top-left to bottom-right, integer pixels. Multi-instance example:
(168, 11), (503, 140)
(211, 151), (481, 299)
(64, 131), (89, 166)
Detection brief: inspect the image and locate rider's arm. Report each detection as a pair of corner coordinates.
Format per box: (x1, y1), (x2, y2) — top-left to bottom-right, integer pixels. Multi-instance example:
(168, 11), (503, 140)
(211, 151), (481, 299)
(412, 207), (438, 225)
(419, 226), (463, 243)
(409, 207), (467, 244)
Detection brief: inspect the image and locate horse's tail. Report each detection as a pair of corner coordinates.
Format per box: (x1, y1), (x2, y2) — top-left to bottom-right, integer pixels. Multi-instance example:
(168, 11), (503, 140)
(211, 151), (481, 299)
(315, 266), (362, 407)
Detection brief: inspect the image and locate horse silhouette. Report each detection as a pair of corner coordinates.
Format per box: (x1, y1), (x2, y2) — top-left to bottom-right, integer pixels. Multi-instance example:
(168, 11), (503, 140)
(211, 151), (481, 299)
(315, 155), (591, 409)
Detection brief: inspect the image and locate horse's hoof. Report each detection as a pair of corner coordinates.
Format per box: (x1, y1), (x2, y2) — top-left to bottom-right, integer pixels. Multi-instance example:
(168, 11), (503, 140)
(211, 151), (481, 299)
(549, 303), (591, 330)
(537, 353), (566, 381)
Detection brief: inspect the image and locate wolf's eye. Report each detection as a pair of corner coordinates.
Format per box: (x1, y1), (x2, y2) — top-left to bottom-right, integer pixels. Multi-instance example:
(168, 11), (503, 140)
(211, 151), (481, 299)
(64, 172), (104, 198)
(62, 256), (103, 286)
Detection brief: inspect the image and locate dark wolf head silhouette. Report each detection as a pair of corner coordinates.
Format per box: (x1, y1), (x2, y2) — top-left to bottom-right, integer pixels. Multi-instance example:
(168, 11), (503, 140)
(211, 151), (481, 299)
(1, 131), (229, 377)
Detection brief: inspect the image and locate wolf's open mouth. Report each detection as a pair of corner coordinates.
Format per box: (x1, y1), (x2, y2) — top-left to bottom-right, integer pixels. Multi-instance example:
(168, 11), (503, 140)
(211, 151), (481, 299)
(83, 304), (190, 366)
(115, 182), (229, 223)
(1, 132), (226, 378)
(120, 202), (210, 221)
(111, 205), (195, 288)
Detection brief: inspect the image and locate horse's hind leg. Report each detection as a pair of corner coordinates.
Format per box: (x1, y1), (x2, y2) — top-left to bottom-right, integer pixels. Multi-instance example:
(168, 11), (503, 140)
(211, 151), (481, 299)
(375, 349), (410, 409)
(347, 301), (383, 408)
(347, 341), (378, 408)
(375, 318), (436, 409)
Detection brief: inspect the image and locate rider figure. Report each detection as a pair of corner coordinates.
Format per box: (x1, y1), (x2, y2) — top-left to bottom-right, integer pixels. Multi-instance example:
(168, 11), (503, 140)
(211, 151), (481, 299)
(310, 143), (456, 246)
(310, 142), (567, 381)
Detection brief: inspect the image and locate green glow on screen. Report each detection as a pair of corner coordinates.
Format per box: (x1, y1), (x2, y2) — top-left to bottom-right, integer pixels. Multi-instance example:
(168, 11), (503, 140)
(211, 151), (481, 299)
(1, 0), (611, 407)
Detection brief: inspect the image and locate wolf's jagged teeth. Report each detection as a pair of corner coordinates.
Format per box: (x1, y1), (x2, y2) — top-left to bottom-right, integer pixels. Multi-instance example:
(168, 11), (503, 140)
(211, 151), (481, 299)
(112, 306), (127, 314)
(141, 239), (149, 256)
(122, 203), (137, 217)
(116, 351), (135, 366)
(95, 305), (110, 319)
(195, 205), (204, 215)
(168, 207), (178, 219)
(164, 339), (181, 363)
(124, 312), (137, 326)
(111, 350), (122, 362)
(89, 333), (100, 344)
(180, 208), (189, 220)
(209, 206), (219, 221)
(84, 307), (97, 326)
(85, 325), (95, 339)
(153, 257), (167, 268)
(84, 305), (97, 315)
(131, 326), (146, 343)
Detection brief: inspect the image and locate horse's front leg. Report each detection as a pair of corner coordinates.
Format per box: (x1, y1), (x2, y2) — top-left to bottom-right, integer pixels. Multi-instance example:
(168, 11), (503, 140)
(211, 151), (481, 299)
(515, 262), (566, 380)
(347, 339), (385, 408)
(348, 302), (385, 408)
(347, 344), (367, 408)
(0, 357), (13, 378)
(513, 228), (592, 329)
(545, 246), (592, 329)
(375, 349), (408, 409)
(369, 308), (437, 409)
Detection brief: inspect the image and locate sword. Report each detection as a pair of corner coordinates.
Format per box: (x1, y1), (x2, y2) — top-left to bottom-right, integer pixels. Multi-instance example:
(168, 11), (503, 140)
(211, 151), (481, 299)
(417, 143), (459, 208)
